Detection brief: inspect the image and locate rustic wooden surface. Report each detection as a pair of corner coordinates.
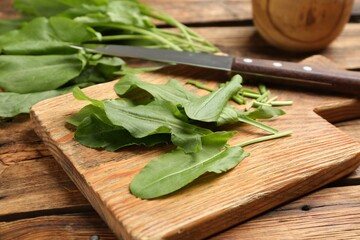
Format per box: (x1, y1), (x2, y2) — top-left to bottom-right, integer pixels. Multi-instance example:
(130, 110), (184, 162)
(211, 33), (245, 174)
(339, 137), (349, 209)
(1, 0), (360, 239)
(30, 64), (360, 239)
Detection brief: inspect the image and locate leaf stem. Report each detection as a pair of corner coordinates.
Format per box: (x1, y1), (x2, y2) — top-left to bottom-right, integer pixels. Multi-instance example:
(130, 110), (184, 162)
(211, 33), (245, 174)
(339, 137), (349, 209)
(186, 80), (215, 92)
(270, 101), (294, 106)
(99, 34), (154, 41)
(237, 131), (293, 147)
(242, 92), (261, 99)
(89, 23), (183, 51)
(238, 116), (278, 134)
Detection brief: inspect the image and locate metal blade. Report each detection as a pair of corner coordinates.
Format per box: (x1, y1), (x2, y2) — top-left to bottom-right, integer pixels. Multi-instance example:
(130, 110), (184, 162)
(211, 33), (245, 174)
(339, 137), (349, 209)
(87, 44), (234, 71)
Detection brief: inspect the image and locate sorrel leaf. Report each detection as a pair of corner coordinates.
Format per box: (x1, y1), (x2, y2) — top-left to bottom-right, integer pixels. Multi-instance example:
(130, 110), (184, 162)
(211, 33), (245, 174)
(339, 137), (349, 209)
(130, 131), (248, 199)
(114, 74), (198, 105)
(184, 75), (242, 122)
(0, 84), (87, 117)
(0, 54), (84, 93)
(104, 99), (212, 153)
(75, 114), (170, 151)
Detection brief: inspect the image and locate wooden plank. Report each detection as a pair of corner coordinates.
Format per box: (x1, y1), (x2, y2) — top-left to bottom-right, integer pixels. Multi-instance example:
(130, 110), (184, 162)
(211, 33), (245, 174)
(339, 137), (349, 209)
(2, 186), (360, 240)
(211, 185), (360, 239)
(1, 0), (360, 25)
(31, 65), (360, 239)
(335, 119), (360, 183)
(0, 116), (90, 217)
(0, 213), (116, 240)
(0, 0), (18, 19)
(0, 157), (91, 217)
(144, 0), (360, 24)
(336, 119), (360, 140)
(193, 23), (360, 70)
(141, 0), (253, 24)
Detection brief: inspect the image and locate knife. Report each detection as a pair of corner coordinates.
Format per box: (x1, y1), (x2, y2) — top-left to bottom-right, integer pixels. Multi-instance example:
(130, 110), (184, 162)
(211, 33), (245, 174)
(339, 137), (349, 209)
(76, 44), (360, 95)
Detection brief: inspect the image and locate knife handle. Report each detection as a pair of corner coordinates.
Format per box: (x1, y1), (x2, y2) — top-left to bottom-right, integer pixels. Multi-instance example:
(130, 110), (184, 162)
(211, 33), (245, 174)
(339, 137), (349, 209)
(231, 57), (360, 95)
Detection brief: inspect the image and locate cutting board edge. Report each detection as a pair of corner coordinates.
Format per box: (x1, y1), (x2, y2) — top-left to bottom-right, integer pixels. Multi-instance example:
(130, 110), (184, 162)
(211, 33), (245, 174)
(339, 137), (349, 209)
(30, 106), (360, 240)
(30, 110), (130, 240)
(160, 151), (360, 239)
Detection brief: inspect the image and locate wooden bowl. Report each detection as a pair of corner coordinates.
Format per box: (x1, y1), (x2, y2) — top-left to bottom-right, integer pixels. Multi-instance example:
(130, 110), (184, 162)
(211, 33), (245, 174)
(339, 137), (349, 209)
(252, 0), (354, 52)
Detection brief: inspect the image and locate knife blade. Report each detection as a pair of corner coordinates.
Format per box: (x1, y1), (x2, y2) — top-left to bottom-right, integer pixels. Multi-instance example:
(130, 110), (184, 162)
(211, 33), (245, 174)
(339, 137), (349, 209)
(77, 44), (360, 95)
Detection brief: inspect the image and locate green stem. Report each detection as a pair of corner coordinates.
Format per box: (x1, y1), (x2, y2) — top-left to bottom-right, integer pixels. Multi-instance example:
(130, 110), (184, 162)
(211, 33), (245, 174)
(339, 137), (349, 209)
(140, 4), (196, 51)
(245, 100), (254, 111)
(151, 28), (217, 53)
(253, 101), (272, 107)
(258, 84), (267, 94)
(256, 90), (270, 103)
(100, 34), (154, 41)
(237, 131), (293, 147)
(232, 95), (246, 105)
(270, 101), (294, 106)
(140, 4), (219, 52)
(186, 80), (216, 92)
(238, 116), (278, 134)
(155, 28), (212, 44)
(89, 23), (182, 51)
(186, 80), (245, 104)
(242, 92), (261, 99)
(266, 96), (278, 103)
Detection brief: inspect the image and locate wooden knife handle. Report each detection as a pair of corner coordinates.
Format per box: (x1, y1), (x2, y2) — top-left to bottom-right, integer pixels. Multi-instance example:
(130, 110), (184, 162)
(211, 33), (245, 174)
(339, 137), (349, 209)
(231, 57), (360, 95)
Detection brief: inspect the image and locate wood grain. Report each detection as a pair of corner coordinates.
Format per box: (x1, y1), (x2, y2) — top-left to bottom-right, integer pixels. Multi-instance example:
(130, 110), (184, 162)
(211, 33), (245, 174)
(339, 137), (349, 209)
(31, 65), (360, 239)
(2, 0), (360, 24)
(0, 213), (115, 240)
(211, 185), (360, 239)
(0, 116), (91, 218)
(1, 1), (360, 239)
(2, 185), (360, 240)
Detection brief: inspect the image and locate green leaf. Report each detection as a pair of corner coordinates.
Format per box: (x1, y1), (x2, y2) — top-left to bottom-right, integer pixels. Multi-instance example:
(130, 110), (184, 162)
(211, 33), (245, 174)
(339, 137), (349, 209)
(67, 55), (125, 85)
(114, 75), (198, 105)
(104, 99), (212, 153)
(72, 87), (105, 109)
(216, 105), (241, 126)
(13, 0), (70, 17)
(0, 17), (97, 55)
(75, 114), (170, 151)
(0, 84), (86, 118)
(184, 75), (242, 122)
(245, 105), (286, 119)
(130, 131), (248, 199)
(67, 104), (109, 127)
(0, 19), (26, 35)
(0, 54), (84, 93)
(1, 40), (77, 55)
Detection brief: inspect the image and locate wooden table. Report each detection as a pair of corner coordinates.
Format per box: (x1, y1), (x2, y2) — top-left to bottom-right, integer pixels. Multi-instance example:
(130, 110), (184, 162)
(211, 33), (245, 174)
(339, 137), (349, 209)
(1, 0), (360, 239)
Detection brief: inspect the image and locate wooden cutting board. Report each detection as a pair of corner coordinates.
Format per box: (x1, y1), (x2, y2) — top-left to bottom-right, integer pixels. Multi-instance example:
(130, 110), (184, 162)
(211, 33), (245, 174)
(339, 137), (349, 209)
(31, 61), (360, 240)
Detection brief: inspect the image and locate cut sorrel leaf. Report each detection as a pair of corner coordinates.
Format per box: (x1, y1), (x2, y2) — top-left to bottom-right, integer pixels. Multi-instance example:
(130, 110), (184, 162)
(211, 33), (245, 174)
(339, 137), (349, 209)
(0, 84), (87, 117)
(104, 99), (212, 153)
(184, 75), (242, 122)
(114, 74), (198, 105)
(244, 105), (286, 119)
(75, 114), (170, 151)
(130, 131), (247, 199)
(72, 87), (105, 109)
(0, 54), (84, 93)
